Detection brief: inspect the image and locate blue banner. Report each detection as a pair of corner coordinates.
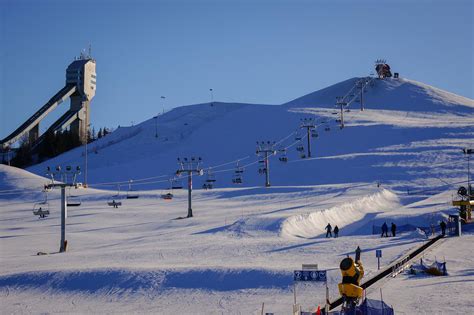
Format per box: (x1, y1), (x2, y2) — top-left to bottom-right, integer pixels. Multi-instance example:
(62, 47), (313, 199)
(293, 270), (327, 282)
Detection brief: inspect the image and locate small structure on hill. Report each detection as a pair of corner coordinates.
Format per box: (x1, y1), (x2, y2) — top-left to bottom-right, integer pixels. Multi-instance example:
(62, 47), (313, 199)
(375, 59), (392, 79)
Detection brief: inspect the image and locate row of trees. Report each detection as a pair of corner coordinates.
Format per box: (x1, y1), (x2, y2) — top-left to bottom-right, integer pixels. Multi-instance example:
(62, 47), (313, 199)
(89, 127), (111, 141)
(8, 126), (113, 167)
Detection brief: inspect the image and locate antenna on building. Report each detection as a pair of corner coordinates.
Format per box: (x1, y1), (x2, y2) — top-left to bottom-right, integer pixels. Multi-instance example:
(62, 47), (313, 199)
(88, 43), (92, 59)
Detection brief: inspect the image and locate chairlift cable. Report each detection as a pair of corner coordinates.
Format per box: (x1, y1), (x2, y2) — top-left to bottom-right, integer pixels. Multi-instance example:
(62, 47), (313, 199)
(205, 155), (250, 171)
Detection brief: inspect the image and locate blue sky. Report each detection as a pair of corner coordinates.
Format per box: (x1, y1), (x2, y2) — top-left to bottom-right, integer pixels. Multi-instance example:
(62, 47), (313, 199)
(1, 0), (472, 138)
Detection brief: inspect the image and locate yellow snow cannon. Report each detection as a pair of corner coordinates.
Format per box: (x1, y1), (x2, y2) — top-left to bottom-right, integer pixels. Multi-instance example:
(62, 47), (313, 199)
(338, 256), (364, 299)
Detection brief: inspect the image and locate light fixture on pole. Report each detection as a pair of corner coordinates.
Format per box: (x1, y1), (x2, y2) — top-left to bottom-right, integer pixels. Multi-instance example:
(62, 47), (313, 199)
(161, 96), (166, 114)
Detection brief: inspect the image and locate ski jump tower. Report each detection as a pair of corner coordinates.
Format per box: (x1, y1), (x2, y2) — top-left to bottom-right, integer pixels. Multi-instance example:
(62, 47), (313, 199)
(0, 52), (96, 150)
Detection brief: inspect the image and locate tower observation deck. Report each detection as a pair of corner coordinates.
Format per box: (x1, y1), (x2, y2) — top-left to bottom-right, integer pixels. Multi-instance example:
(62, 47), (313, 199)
(1, 53), (96, 150)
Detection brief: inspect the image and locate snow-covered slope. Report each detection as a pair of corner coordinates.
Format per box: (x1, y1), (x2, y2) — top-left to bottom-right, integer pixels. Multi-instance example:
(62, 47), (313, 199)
(285, 77), (474, 112)
(2, 77), (474, 314)
(26, 77), (473, 194)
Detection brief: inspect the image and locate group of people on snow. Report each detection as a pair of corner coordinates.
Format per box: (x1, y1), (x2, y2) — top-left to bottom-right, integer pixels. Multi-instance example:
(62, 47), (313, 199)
(325, 223), (339, 238)
(323, 220), (448, 239)
(380, 222), (397, 237)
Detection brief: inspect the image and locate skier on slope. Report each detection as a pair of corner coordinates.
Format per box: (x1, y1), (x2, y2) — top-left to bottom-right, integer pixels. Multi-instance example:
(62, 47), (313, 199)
(381, 222), (388, 237)
(325, 223), (333, 238)
(391, 222), (397, 237)
(440, 220), (447, 236)
(334, 225), (339, 238)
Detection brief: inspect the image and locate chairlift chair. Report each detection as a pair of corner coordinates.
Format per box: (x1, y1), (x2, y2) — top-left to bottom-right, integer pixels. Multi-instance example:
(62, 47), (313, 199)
(202, 183), (213, 190)
(205, 174), (216, 183)
(234, 162), (244, 174)
(33, 202), (50, 218)
(67, 188), (82, 207)
(171, 177), (183, 189)
(311, 131), (319, 138)
(296, 145), (304, 152)
(67, 196), (82, 207)
(325, 126), (331, 131)
(161, 192), (173, 200)
(232, 174), (243, 184)
(126, 180), (139, 199)
(300, 153), (306, 159)
(107, 199), (122, 208)
(126, 191), (139, 199)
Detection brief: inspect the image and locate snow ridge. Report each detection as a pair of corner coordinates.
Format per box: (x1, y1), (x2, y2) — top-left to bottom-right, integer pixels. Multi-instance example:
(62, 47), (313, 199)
(280, 189), (400, 239)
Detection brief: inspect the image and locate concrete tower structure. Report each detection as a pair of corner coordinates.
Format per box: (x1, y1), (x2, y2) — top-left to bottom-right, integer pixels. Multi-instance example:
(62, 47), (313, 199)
(0, 53), (97, 150)
(66, 56), (96, 144)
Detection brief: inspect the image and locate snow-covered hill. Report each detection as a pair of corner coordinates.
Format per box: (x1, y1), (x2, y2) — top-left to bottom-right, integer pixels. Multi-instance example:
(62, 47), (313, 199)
(26, 76), (473, 193)
(2, 76), (474, 314)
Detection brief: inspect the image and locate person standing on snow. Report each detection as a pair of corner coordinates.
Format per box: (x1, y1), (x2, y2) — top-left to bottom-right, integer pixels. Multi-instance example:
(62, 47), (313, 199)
(325, 223), (333, 238)
(391, 222), (397, 237)
(334, 225), (339, 238)
(381, 222), (388, 237)
(440, 220), (447, 236)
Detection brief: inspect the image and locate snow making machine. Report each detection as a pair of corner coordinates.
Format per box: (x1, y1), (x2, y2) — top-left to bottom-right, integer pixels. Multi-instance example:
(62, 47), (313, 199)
(452, 185), (473, 222)
(338, 247), (364, 311)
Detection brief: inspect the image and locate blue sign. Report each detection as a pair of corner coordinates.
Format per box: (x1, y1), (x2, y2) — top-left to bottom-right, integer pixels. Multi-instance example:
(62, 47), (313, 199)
(293, 270), (327, 282)
(376, 249), (382, 258)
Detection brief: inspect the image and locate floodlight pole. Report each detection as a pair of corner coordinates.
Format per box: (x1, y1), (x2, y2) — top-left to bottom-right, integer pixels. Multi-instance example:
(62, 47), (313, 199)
(464, 148), (473, 195)
(176, 157), (203, 218)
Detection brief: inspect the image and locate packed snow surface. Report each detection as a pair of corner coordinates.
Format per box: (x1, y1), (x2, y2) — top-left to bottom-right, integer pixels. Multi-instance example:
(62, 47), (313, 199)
(1, 77), (474, 314)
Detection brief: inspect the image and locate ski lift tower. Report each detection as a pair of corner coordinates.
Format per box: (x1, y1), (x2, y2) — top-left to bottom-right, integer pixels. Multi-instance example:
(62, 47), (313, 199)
(256, 141), (277, 187)
(300, 118), (317, 158)
(176, 157), (204, 218)
(45, 165), (82, 252)
(336, 97), (347, 129)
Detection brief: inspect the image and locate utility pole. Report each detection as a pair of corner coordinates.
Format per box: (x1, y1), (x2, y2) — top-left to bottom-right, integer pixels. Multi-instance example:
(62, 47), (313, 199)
(45, 165), (82, 253)
(300, 118), (316, 158)
(336, 97), (346, 129)
(256, 141), (277, 187)
(464, 148), (473, 195)
(209, 88), (214, 104)
(161, 95), (166, 115)
(176, 157), (204, 218)
(156, 96), (166, 138)
(84, 120), (90, 188)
